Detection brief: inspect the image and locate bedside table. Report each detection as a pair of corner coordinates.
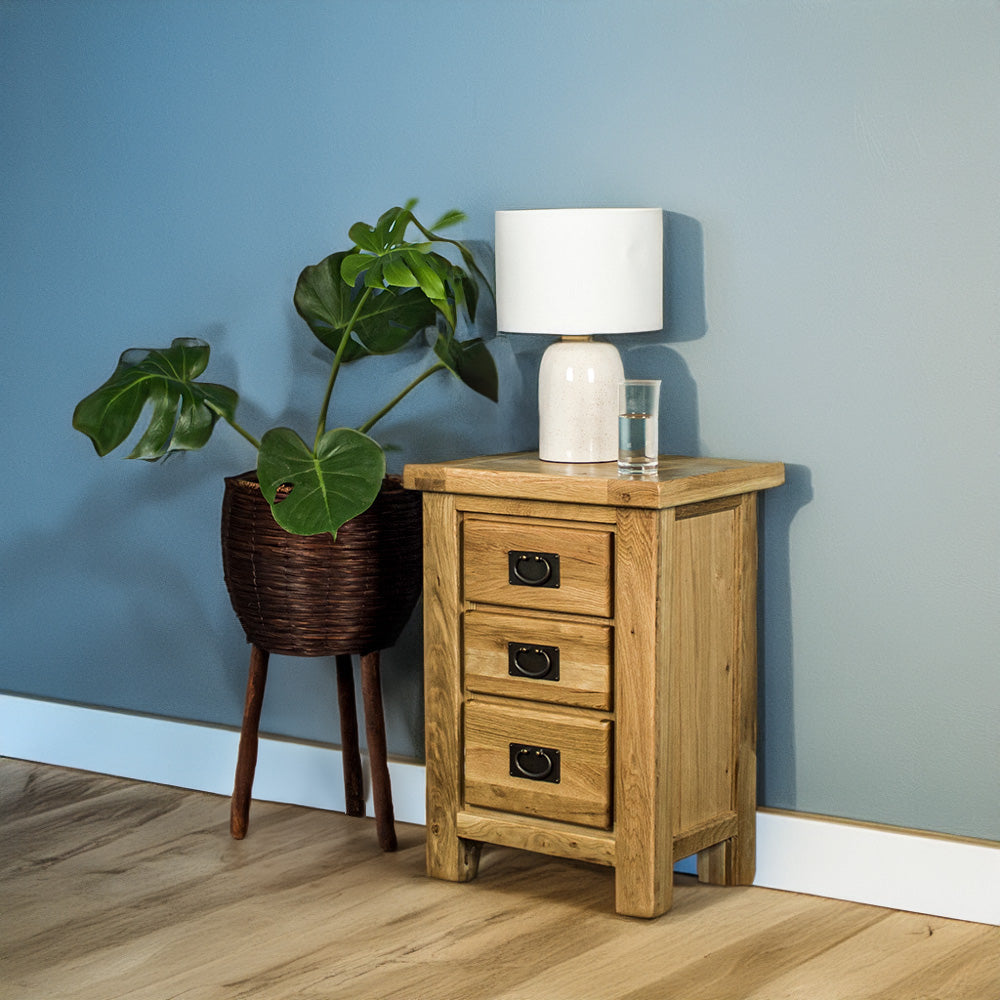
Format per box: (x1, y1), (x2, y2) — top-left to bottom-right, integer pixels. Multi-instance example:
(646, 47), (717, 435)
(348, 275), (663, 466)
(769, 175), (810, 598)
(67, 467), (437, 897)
(402, 452), (785, 918)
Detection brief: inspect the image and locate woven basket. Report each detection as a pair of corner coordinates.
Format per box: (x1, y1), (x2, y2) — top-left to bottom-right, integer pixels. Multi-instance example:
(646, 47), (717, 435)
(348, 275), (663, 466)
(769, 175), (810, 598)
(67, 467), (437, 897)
(220, 472), (423, 657)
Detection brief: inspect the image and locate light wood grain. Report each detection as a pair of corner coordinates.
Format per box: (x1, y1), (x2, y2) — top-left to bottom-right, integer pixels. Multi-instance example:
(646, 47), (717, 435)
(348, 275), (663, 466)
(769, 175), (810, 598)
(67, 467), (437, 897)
(613, 505), (672, 917)
(456, 809), (617, 866)
(462, 514), (613, 617)
(464, 700), (613, 828)
(403, 451), (786, 508)
(412, 454), (785, 919)
(669, 502), (739, 839)
(463, 609), (613, 710)
(731, 491), (761, 883)
(4, 759), (998, 1000)
(421, 491), (481, 882)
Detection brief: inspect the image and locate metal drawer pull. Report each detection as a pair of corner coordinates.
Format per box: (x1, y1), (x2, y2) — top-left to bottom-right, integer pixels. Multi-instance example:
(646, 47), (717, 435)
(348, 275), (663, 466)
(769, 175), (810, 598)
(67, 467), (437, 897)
(508, 550), (561, 588)
(508, 642), (560, 681)
(509, 743), (561, 783)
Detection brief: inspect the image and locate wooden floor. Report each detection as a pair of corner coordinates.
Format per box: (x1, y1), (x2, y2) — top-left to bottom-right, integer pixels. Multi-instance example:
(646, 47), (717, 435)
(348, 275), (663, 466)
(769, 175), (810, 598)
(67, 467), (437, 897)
(1, 759), (997, 1000)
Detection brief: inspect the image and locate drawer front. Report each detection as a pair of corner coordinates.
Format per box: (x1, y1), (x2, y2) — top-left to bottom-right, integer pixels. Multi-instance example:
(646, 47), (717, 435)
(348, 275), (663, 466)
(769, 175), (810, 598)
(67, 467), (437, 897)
(464, 701), (612, 829)
(463, 517), (613, 617)
(464, 610), (613, 710)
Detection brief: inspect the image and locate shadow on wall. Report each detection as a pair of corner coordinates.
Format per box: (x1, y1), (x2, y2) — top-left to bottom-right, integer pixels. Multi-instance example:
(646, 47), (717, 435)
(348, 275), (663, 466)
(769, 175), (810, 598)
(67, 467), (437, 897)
(622, 213), (815, 810)
(661, 212), (708, 345)
(758, 463), (812, 810)
(620, 211), (705, 454)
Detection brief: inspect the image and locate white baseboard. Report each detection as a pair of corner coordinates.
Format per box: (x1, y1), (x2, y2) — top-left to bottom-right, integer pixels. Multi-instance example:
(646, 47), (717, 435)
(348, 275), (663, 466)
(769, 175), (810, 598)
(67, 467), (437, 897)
(2, 693), (996, 925)
(0, 692), (426, 826)
(755, 810), (999, 926)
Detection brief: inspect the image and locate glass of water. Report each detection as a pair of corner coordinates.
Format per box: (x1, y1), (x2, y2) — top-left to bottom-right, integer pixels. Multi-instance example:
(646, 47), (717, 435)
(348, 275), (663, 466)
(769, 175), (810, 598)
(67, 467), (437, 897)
(618, 380), (661, 474)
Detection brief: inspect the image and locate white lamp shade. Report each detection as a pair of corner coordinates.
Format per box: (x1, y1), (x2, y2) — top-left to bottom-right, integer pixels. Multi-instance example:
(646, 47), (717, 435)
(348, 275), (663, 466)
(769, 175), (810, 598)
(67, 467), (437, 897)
(495, 208), (663, 335)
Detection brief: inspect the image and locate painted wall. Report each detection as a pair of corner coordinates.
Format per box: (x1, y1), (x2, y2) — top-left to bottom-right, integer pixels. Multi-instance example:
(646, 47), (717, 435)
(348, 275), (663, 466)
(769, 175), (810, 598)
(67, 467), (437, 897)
(2, 0), (997, 842)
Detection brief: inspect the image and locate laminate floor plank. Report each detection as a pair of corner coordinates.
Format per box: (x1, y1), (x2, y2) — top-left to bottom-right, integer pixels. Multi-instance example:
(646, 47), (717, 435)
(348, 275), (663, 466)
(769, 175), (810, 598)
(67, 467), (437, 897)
(2, 759), (997, 1000)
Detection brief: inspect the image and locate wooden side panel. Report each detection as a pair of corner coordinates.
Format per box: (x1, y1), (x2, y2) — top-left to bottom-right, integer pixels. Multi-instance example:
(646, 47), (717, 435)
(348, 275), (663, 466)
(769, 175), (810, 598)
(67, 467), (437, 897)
(464, 701), (613, 829)
(463, 610), (613, 710)
(422, 493), (481, 881)
(669, 502), (739, 839)
(463, 516), (613, 617)
(732, 491), (760, 882)
(699, 492), (759, 885)
(613, 506), (672, 918)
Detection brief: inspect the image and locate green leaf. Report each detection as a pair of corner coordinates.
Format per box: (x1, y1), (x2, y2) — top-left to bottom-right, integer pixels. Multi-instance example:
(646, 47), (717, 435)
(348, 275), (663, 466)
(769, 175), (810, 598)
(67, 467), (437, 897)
(256, 426), (385, 537)
(340, 252), (373, 287)
(433, 335), (499, 403)
(460, 270), (480, 323)
(404, 251), (448, 302)
(362, 258), (387, 289)
(381, 254), (419, 288)
(294, 252), (352, 328)
(293, 253), (370, 360)
(295, 252), (438, 359)
(407, 213), (494, 303)
(373, 206), (403, 246)
(352, 288), (436, 354)
(429, 208), (466, 231)
(389, 203), (414, 244)
(348, 222), (382, 254)
(72, 338), (238, 459)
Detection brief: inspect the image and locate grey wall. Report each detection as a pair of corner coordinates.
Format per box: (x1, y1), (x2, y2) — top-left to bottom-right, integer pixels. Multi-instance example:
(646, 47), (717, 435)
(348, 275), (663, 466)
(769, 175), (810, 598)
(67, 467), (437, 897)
(2, 0), (997, 841)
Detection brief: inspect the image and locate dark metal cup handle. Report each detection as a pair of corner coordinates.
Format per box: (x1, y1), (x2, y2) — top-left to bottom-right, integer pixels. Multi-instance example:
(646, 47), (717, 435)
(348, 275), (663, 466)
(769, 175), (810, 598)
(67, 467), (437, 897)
(511, 646), (551, 678)
(511, 554), (552, 586)
(512, 747), (555, 781)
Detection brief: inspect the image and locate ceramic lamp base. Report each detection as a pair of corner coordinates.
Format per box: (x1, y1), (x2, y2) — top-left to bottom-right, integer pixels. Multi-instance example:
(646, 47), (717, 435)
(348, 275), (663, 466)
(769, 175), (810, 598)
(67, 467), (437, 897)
(538, 337), (624, 463)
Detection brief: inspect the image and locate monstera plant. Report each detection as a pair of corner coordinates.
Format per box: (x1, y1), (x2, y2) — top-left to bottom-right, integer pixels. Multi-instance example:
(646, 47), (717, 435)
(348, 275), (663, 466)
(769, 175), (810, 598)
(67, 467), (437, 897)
(73, 200), (497, 536)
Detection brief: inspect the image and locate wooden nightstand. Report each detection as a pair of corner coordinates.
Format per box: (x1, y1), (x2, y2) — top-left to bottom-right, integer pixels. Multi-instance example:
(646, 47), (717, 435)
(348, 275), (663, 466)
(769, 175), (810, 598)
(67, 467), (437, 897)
(402, 452), (785, 918)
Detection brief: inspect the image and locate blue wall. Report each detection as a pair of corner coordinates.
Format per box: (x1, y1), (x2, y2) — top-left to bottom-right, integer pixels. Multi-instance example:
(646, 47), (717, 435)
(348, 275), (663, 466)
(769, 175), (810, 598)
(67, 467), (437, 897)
(2, 0), (998, 841)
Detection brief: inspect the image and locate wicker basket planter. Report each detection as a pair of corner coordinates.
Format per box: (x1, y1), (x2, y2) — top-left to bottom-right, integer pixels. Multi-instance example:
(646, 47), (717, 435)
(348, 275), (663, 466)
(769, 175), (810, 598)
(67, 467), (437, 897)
(220, 472), (422, 657)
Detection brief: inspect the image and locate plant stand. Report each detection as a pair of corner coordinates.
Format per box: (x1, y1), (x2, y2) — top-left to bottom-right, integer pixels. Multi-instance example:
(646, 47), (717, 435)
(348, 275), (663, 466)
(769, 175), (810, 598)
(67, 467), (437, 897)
(230, 645), (397, 851)
(220, 472), (422, 854)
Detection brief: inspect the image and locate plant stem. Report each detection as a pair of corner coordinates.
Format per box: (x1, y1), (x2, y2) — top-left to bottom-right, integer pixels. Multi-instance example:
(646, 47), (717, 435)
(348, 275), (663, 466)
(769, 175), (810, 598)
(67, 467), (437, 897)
(206, 402), (261, 451)
(357, 362), (446, 435)
(315, 285), (372, 449)
(226, 418), (262, 451)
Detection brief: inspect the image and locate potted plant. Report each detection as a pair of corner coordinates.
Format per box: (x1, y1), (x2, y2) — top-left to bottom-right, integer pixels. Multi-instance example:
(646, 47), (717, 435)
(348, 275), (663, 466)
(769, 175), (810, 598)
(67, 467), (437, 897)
(73, 200), (498, 850)
(73, 199), (496, 533)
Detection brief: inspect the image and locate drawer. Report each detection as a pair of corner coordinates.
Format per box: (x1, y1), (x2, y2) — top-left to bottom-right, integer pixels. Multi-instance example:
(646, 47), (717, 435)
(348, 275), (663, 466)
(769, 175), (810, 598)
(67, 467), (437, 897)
(463, 610), (613, 711)
(464, 701), (612, 829)
(462, 516), (613, 617)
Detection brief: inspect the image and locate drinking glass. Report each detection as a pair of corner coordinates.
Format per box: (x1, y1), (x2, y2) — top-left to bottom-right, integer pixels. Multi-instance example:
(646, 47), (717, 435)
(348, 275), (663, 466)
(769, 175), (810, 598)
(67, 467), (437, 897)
(618, 380), (660, 473)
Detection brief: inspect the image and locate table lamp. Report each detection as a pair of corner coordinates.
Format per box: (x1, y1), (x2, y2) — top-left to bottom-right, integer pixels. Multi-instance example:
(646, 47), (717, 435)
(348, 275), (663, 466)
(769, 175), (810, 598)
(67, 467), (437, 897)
(495, 207), (663, 463)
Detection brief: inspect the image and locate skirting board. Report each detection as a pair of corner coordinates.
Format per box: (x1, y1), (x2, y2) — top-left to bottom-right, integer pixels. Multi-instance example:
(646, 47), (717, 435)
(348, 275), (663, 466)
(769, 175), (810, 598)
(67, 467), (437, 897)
(2, 692), (997, 926)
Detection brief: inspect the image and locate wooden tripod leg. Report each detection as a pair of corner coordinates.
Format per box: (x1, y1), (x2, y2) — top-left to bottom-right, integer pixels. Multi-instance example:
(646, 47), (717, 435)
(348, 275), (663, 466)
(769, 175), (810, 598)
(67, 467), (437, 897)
(230, 643), (269, 840)
(360, 651), (396, 852)
(335, 653), (365, 817)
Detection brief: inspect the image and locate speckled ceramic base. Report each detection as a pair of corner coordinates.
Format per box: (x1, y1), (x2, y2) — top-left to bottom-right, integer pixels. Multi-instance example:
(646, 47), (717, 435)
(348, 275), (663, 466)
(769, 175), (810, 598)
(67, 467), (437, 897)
(537, 337), (624, 463)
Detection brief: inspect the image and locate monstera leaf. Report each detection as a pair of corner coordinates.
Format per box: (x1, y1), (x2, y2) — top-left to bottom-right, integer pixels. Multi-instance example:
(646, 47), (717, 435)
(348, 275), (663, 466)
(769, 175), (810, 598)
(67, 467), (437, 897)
(256, 426), (385, 537)
(294, 251), (436, 359)
(433, 334), (499, 403)
(340, 203), (487, 334)
(72, 338), (238, 460)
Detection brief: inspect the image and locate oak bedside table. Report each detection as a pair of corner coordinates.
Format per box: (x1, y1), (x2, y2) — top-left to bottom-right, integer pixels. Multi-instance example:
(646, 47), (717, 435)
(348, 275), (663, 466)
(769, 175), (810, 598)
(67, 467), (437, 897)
(402, 452), (785, 918)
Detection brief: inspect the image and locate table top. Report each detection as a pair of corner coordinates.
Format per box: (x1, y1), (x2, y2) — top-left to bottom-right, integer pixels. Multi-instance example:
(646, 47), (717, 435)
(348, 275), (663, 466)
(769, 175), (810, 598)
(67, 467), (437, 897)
(402, 452), (785, 509)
